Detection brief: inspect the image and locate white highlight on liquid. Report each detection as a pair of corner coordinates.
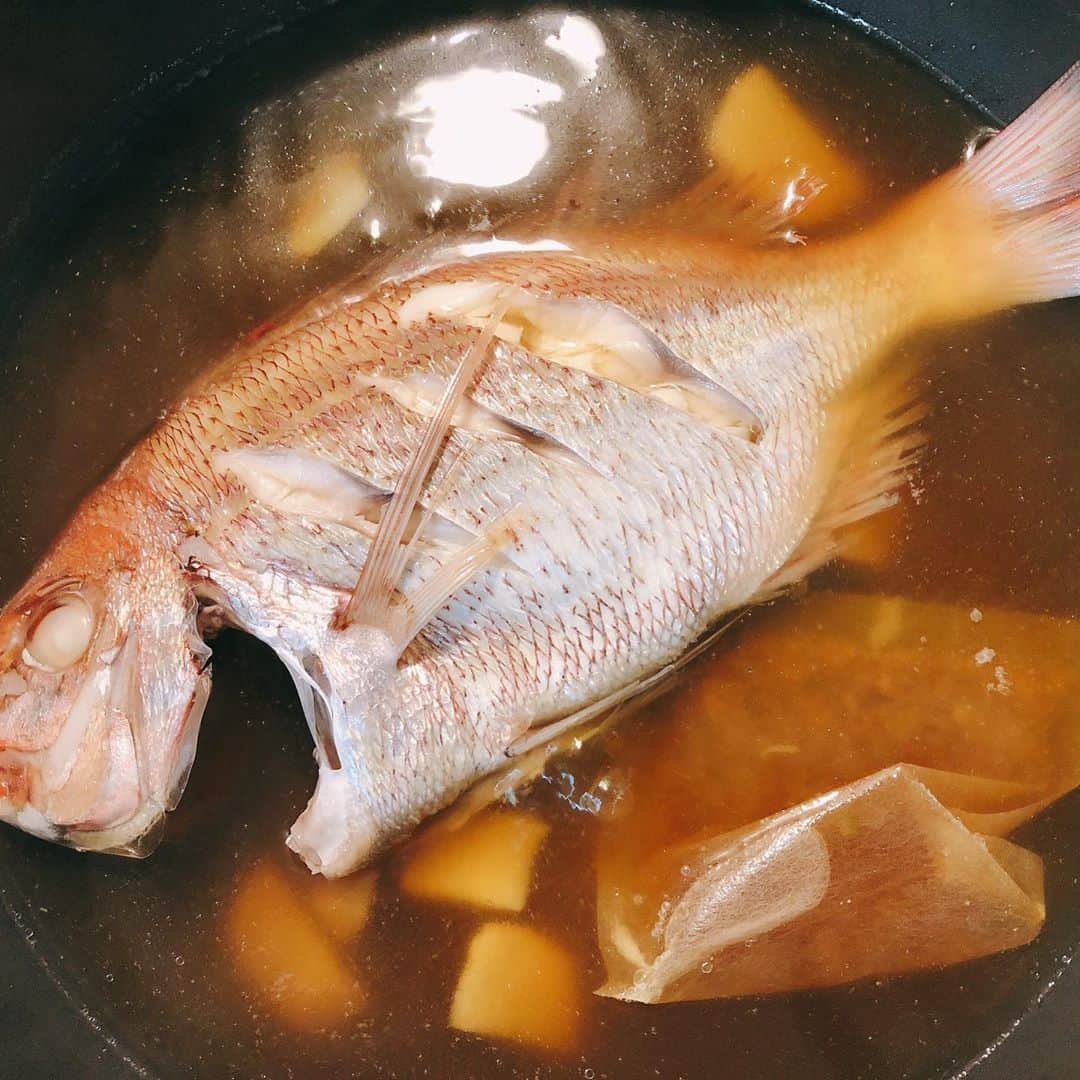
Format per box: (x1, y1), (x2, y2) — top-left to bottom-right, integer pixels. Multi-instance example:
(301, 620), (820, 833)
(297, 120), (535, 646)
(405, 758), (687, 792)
(544, 14), (607, 83)
(397, 67), (563, 188)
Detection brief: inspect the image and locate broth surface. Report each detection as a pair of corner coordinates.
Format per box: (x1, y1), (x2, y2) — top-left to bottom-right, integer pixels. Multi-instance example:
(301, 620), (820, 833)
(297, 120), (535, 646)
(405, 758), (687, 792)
(0, 4), (1077, 1078)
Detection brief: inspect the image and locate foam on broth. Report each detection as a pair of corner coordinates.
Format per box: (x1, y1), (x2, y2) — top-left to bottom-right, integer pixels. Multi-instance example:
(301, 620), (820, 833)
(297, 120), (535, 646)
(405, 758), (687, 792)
(0, 4), (1077, 1078)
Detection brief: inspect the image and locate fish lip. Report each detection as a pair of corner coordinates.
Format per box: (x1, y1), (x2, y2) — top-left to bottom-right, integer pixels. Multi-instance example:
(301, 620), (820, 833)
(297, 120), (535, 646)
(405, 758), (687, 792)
(60, 798), (167, 858)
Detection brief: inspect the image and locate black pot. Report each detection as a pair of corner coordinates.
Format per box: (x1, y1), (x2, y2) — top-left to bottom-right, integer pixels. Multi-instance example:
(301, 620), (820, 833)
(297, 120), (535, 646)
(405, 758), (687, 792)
(0, 2), (1076, 1077)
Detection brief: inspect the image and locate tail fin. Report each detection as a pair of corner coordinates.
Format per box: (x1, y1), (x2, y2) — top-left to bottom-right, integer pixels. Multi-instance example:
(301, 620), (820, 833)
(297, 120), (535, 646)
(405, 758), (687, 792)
(898, 62), (1078, 320)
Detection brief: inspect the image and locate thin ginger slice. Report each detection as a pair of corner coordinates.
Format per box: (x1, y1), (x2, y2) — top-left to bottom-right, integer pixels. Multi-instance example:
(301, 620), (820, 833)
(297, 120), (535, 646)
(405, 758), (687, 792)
(227, 860), (365, 1030)
(400, 810), (550, 912)
(287, 150), (370, 258)
(450, 922), (582, 1053)
(706, 64), (866, 226)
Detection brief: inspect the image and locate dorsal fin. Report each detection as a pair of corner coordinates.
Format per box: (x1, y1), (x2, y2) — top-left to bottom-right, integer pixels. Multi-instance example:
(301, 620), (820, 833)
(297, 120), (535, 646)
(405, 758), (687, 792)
(341, 304), (507, 641)
(641, 168), (823, 246)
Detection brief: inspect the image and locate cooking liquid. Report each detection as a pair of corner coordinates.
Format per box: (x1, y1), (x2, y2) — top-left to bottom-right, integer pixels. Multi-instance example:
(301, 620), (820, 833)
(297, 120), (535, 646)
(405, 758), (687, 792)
(0, 3), (1077, 1077)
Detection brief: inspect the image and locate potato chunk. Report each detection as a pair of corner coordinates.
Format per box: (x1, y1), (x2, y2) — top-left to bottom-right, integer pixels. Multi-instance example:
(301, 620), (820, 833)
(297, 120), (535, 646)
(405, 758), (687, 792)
(450, 922), (581, 1052)
(400, 810), (550, 912)
(707, 64), (866, 225)
(305, 869), (378, 942)
(287, 150), (370, 257)
(227, 861), (365, 1030)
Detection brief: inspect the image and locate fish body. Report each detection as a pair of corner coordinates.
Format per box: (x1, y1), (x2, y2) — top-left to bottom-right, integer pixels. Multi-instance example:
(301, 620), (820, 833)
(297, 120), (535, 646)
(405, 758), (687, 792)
(0, 65), (1076, 874)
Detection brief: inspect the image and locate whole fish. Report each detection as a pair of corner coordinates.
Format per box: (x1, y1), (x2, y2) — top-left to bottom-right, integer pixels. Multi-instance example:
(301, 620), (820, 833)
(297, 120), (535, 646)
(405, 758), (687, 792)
(0, 66), (1076, 876)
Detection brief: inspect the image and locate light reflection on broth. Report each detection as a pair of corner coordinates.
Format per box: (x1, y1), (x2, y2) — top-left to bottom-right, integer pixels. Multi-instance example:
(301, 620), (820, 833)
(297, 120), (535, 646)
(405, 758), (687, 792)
(0, 3), (1076, 1078)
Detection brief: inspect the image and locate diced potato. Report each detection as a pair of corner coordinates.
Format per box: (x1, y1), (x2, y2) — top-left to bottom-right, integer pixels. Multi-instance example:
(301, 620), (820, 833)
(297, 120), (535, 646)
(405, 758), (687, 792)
(707, 64), (866, 225)
(304, 869), (378, 942)
(287, 150), (370, 258)
(400, 810), (549, 913)
(450, 922), (581, 1052)
(227, 861), (364, 1030)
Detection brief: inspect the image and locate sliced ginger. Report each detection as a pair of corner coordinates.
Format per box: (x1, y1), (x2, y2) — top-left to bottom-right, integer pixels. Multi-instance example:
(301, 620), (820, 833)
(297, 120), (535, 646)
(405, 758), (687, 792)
(227, 860), (365, 1030)
(400, 810), (550, 912)
(707, 64), (866, 226)
(287, 150), (371, 258)
(450, 922), (582, 1053)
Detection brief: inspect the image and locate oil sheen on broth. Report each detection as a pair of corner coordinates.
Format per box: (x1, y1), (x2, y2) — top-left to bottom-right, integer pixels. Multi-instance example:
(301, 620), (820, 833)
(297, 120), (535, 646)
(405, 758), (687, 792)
(0, 4), (1077, 1079)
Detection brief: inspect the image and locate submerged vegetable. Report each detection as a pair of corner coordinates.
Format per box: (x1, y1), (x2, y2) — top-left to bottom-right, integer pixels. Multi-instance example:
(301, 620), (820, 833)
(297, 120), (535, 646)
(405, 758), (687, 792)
(227, 861), (367, 1029)
(705, 63), (867, 225)
(450, 921), (582, 1052)
(400, 810), (550, 912)
(286, 151), (372, 258)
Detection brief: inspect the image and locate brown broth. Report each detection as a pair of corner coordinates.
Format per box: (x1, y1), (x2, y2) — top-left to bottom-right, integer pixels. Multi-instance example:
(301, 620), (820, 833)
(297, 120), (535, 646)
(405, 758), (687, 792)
(0, 4), (1077, 1078)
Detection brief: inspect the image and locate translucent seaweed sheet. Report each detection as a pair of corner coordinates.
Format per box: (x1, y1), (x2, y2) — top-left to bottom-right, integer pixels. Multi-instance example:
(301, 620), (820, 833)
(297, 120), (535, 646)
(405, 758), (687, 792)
(596, 592), (1079, 1003)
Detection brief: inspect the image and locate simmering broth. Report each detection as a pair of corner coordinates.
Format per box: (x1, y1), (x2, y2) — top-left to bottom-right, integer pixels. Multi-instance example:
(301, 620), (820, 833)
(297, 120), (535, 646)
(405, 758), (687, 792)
(0, 3), (1076, 1077)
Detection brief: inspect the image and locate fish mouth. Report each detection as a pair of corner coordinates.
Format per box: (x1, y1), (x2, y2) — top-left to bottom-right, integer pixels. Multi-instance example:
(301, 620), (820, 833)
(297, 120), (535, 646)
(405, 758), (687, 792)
(0, 744), (176, 859)
(0, 620), (212, 859)
(0, 736), (166, 858)
(62, 800), (168, 857)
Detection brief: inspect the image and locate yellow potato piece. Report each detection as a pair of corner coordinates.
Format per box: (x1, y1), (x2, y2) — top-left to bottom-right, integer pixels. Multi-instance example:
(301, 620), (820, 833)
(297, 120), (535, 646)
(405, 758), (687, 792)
(287, 150), (370, 258)
(400, 810), (549, 912)
(226, 860), (365, 1031)
(450, 922), (582, 1053)
(707, 64), (866, 225)
(304, 869), (378, 942)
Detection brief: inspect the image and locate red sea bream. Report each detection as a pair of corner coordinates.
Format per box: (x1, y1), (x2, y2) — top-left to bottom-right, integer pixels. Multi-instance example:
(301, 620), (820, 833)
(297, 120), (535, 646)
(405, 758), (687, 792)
(0, 65), (1076, 876)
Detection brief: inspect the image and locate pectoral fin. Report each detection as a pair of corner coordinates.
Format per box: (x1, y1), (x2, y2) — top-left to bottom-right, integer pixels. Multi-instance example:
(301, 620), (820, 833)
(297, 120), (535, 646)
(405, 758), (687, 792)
(342, 307), (522, 652)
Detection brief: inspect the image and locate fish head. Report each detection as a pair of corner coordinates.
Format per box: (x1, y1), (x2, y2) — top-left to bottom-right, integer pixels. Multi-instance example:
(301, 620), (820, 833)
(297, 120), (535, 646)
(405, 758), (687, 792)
(0, 512), (210, 856)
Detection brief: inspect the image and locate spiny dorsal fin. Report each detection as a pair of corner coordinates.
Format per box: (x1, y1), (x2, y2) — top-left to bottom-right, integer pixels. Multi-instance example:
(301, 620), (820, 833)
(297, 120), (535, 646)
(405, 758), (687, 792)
(342, 304), (507, 639)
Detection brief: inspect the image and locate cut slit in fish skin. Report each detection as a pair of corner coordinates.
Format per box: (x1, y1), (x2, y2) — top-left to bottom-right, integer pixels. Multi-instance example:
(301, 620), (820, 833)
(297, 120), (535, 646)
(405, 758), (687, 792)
(399, 280), (765, 441)
(362, 367), (604, 478)
(215, 446), (477, 548)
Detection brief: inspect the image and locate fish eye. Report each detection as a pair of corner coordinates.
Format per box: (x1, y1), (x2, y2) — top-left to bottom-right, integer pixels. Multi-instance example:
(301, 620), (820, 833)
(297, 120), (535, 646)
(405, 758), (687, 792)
(23, 594), (96, 672)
